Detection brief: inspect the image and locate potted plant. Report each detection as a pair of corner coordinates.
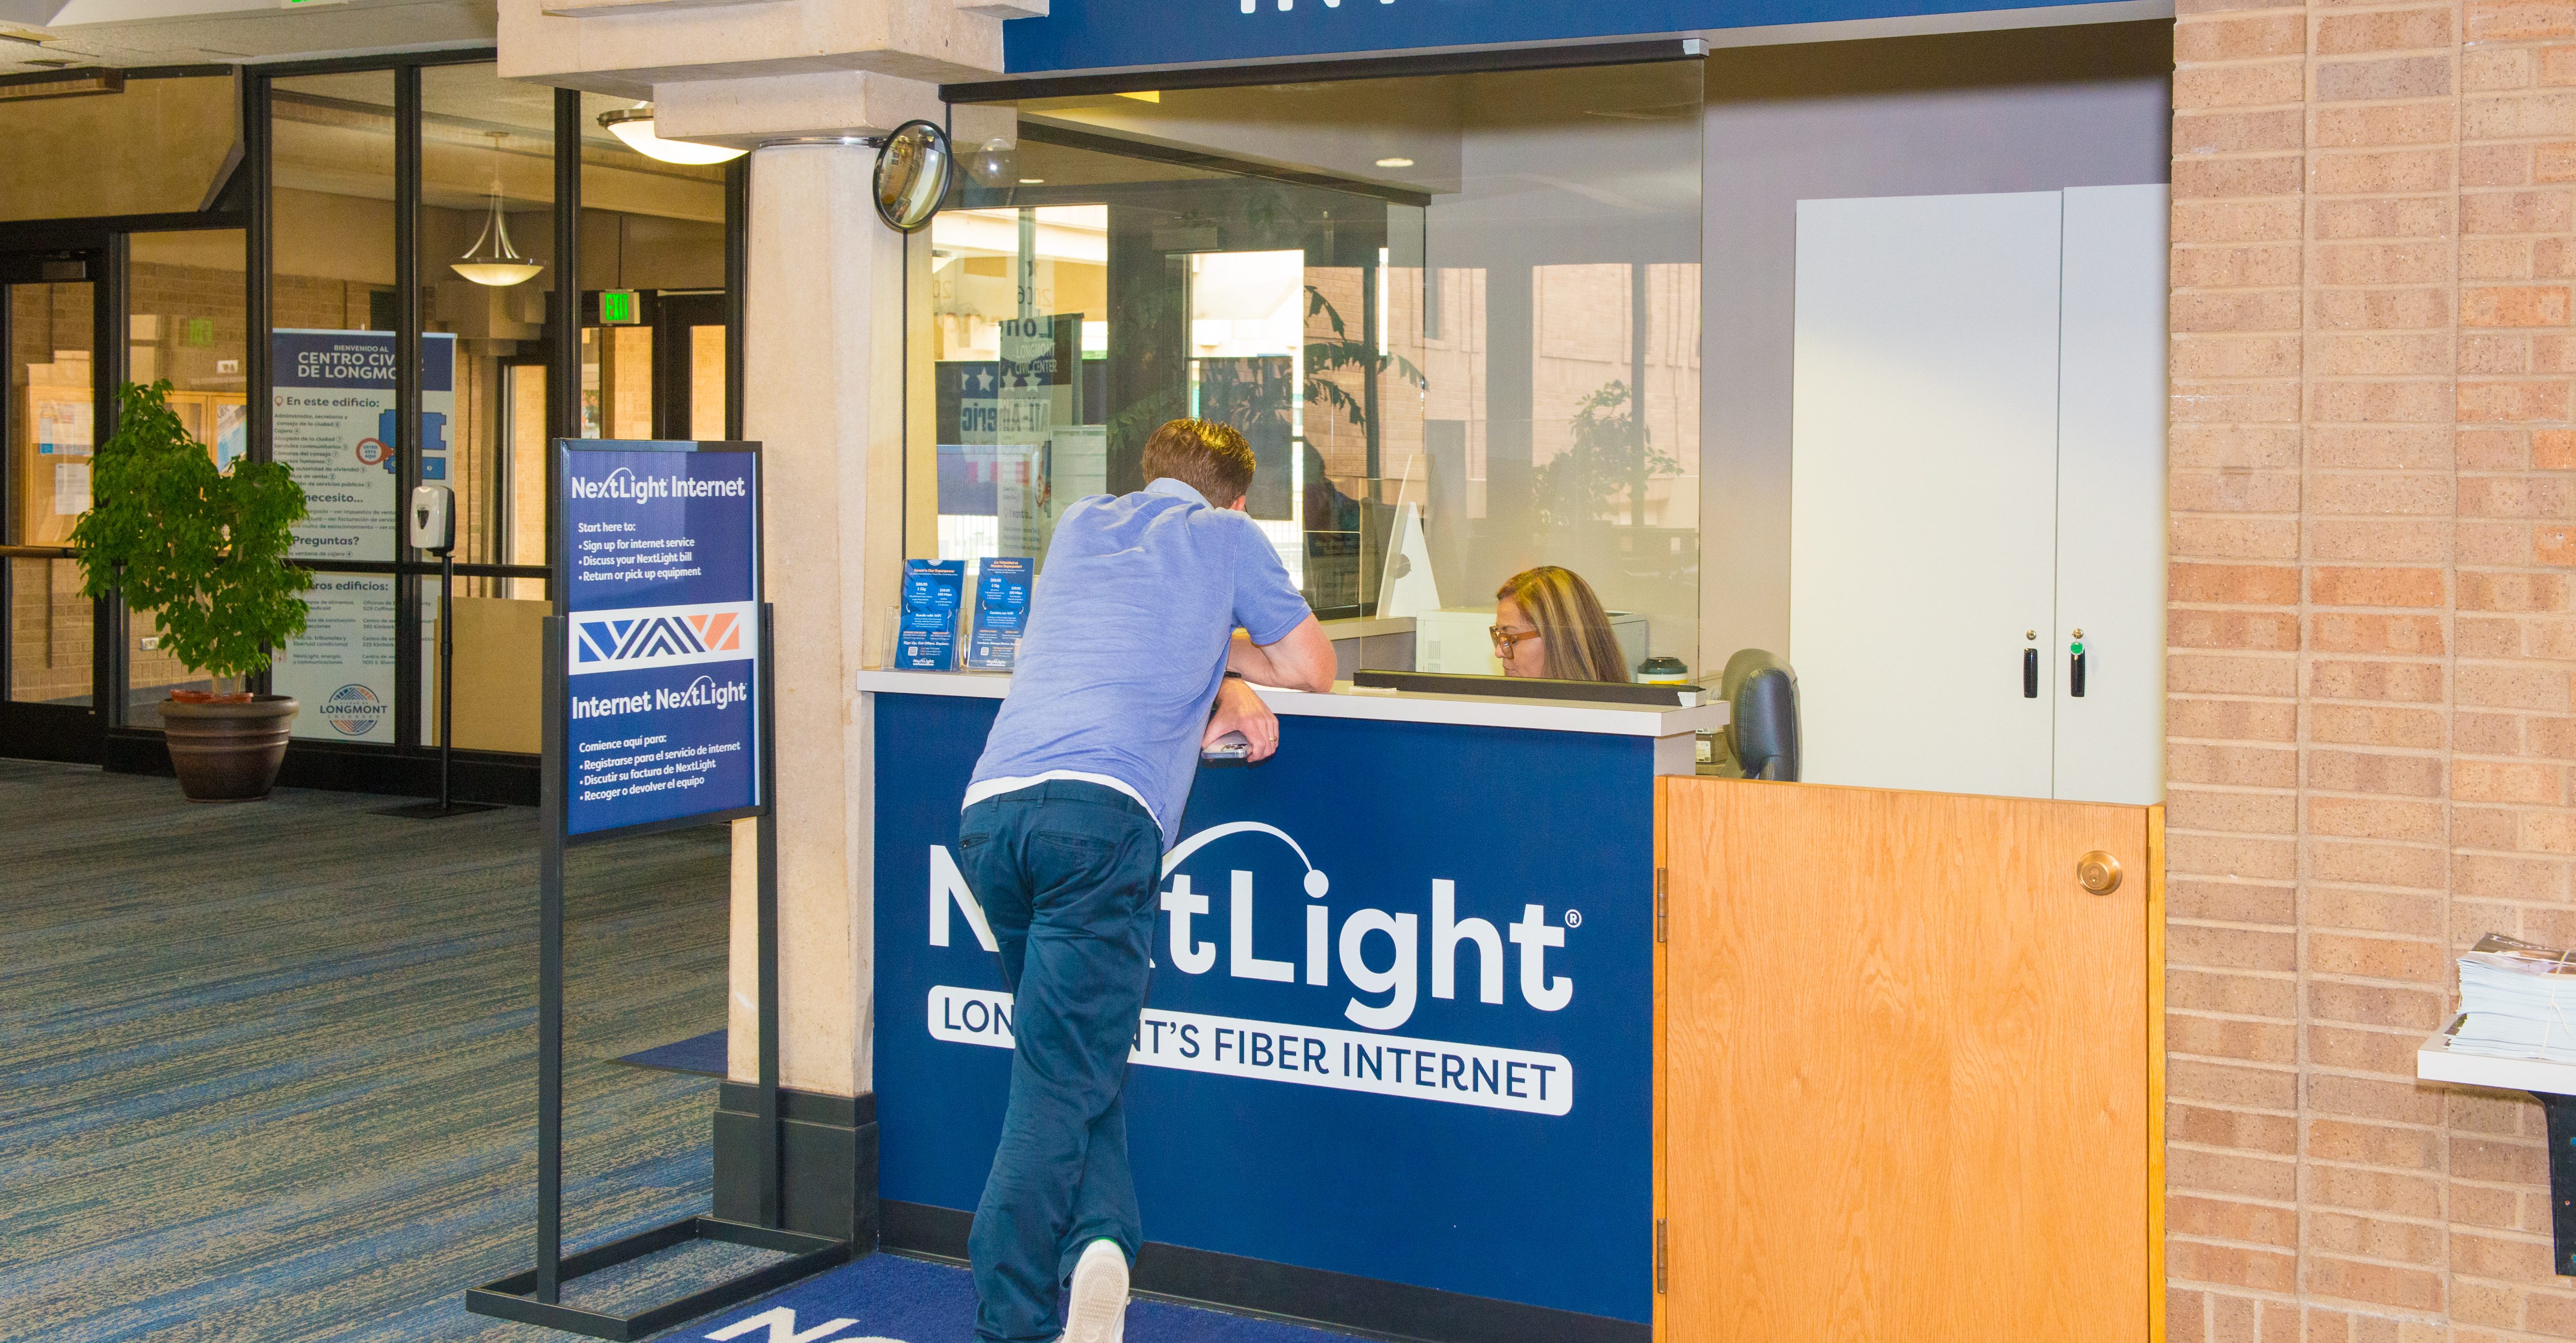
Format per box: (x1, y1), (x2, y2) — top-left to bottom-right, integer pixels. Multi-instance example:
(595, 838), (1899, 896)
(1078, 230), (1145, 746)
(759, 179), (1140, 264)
(71, 380), (314, 802)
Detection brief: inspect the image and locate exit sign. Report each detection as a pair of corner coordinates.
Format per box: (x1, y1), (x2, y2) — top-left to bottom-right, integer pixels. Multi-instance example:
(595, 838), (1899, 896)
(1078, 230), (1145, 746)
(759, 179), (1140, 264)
(598, 290), (642, 325)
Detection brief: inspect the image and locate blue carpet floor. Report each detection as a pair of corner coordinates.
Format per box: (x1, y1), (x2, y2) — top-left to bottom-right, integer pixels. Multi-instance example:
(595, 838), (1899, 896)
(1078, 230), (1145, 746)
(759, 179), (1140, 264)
(0, 759), (736, 1342)
(0, 761), (1371, 1343)
(616, 1029), (727, 1078)
(700, 1251), (1359, 1343)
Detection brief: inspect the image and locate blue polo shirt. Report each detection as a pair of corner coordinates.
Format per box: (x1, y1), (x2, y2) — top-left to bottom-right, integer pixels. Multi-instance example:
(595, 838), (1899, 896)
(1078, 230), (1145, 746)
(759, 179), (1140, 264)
(966, 478), (1314, 848)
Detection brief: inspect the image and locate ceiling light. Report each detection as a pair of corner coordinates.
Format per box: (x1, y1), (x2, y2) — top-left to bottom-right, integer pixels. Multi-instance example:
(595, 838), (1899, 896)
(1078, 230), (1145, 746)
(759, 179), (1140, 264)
(1019, 178), (1045, 184)
(1375, 157), (1414, 168)
(1116, 90), (1161, 103)
(452, 132), (544, 288)
(596, 103), (746, 167)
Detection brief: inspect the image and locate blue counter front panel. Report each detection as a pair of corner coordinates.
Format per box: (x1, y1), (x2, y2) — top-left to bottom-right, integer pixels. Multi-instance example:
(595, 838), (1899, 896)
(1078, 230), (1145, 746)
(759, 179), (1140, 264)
(874, 693), (1653, 1324)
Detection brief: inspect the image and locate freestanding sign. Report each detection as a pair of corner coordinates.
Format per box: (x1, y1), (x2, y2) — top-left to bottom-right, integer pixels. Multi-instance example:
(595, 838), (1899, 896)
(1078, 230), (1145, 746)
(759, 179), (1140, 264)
(469, 440), (847, 1341)
(557, 442), (763, 837)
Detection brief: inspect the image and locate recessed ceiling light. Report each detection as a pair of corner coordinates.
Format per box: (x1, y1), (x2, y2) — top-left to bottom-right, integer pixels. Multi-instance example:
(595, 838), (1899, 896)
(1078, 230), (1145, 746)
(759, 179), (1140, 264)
(1375, 157), (1414, 168)
(1018, 178), (1045, 184)
(1116, 90), (1161, 103)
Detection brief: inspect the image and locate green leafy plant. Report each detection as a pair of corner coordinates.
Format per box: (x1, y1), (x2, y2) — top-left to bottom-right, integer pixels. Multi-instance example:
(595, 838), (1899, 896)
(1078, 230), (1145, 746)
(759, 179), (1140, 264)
(1298, 285), (1425, 429)
(70, 381), (313, 694)
(1534, 379), (1682, 528)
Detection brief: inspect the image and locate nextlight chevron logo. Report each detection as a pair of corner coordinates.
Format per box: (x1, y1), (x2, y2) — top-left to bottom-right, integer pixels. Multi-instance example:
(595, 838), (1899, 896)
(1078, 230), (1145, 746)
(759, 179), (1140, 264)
(567, 600), (755, 676)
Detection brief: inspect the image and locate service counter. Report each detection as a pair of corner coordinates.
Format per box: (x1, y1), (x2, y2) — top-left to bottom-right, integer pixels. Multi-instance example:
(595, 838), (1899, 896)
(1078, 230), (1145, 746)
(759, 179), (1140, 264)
(856, 669), (1719, 1342)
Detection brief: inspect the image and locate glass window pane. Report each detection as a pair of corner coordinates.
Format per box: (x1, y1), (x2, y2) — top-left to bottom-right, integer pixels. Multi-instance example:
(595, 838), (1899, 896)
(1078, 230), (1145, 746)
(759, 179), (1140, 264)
(128, 229), (250, 726)
(691, 324), (727, 439)
(576, 92), (730, 443)
(424, 62), (558, 570)
(8, 557), (91, 708)
(270, 70), (400, 568)
(8, 280), (94, 548)
(270, 71), (401, 740)
(906, 64), (1703, 672)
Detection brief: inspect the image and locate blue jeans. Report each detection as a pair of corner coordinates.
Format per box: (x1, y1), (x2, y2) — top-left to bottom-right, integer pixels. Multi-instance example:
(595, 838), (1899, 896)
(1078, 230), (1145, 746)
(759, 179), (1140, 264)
(956, 781), (1161, 1343)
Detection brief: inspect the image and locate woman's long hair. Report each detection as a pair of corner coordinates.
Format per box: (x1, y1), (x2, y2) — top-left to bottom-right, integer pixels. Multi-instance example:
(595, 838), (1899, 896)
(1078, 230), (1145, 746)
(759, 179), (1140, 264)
(1496, 566), (1631, 682)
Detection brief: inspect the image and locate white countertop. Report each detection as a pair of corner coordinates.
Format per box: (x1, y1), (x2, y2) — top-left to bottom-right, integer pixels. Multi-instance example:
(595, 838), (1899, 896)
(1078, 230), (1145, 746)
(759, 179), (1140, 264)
(2419, 1013), (2576, 1095)
(1318, 615), (1417, 639)
(852, 668), (1724, 738)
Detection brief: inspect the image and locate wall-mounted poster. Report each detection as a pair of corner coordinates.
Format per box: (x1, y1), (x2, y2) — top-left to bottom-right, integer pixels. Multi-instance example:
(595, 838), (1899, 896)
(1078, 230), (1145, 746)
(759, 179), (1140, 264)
(271, 573), (397, 742)
(270, 329), (455, 562)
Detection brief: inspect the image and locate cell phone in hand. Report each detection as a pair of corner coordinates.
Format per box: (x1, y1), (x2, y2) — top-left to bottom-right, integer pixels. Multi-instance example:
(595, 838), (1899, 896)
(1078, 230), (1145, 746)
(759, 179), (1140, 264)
(1200, 731), (1254, 767)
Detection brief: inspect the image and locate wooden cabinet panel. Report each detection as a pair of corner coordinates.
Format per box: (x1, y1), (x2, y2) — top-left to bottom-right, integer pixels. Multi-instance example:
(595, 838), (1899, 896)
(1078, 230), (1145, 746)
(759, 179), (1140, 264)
(1660, 776), (2155, 1342)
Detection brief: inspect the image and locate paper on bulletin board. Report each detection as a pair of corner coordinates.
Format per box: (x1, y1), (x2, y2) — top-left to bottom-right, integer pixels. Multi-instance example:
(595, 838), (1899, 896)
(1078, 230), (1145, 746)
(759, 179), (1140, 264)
(35, 398), (91, 456)
(52, 461), (90, 516)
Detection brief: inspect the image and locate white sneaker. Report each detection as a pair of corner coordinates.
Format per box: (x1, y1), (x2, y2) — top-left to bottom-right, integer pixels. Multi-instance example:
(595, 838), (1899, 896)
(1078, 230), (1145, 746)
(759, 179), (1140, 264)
(1060, 1237), (1129, 1343)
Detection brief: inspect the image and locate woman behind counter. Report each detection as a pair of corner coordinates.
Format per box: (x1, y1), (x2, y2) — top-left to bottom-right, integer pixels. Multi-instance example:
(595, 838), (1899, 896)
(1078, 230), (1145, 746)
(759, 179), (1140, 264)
(1491, 566), (1631, 682)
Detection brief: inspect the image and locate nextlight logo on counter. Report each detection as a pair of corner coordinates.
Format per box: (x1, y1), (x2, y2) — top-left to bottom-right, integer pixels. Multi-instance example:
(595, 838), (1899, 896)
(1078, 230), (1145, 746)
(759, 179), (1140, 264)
(925, 820), (1579, 1115)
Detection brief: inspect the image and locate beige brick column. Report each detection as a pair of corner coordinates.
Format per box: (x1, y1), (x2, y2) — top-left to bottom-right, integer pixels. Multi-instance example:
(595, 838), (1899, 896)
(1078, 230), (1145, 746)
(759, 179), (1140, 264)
(2169, 0), (2576, 1335)
(2167, 1), (2314, 1328)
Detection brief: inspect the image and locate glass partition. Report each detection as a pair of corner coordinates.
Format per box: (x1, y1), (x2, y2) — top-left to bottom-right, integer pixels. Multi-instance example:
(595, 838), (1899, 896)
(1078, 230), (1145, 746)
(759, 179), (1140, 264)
(268, 69), (401, 743)
(126, 229), (251, 724)
(6, 278), (96, 710)
(911, 60), (1704, 671)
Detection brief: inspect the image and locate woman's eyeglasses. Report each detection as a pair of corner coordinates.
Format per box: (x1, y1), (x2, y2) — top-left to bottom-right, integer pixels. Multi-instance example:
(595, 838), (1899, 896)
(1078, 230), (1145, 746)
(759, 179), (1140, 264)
(1490, 624), (1540, 655)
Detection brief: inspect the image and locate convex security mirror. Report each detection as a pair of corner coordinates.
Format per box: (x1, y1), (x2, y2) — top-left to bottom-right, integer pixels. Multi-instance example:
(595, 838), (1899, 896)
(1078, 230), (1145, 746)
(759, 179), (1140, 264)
(873, 120), (953, 233)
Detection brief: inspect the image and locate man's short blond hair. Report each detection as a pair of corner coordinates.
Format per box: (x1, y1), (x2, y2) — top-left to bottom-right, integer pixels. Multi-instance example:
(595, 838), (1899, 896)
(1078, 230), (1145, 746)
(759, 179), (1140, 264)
(1139, 419), (1256, 507)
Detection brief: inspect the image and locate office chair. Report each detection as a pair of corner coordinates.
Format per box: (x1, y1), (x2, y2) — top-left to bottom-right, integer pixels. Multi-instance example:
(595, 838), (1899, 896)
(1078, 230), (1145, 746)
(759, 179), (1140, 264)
(1708, 647), (1801, 782)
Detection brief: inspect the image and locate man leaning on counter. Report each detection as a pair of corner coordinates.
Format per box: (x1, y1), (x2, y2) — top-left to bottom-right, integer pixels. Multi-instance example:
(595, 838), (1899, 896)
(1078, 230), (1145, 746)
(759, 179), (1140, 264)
(860, 417), (1713, 1343)
(951, 418), (1334, 1343)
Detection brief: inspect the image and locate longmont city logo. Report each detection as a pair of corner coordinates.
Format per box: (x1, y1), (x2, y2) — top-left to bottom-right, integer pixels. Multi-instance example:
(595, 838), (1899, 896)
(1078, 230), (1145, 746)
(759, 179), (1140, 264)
(567, 600), (755, 676)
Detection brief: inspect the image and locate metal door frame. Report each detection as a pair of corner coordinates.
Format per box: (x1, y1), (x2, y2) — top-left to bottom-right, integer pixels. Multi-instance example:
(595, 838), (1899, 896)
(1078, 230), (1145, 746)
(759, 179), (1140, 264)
(0, 243), (116, 762)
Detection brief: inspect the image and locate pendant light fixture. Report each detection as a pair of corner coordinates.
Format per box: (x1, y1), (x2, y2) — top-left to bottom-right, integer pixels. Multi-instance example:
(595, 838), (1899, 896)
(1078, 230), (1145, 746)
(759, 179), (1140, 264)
(596, 102), (747, 166)
(451, 131), (544, 288)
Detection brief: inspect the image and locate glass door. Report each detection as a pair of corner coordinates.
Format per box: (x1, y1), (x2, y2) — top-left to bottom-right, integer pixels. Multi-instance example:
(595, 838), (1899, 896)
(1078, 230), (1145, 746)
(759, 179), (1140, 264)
(1, 254), (107, 761)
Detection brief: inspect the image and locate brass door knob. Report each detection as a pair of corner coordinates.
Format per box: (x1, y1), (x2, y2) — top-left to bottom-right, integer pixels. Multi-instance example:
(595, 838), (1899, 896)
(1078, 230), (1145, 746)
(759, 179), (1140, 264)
(2077, 850), (2123, 895)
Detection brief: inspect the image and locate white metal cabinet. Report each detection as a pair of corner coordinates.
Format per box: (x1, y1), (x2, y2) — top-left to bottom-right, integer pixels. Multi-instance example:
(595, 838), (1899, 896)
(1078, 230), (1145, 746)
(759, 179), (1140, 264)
(1788, 186), (2168, 805)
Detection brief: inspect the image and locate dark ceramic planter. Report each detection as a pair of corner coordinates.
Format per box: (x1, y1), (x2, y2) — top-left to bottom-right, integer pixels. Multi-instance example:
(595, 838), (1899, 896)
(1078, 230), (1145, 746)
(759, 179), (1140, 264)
(159, 695), (297, 802)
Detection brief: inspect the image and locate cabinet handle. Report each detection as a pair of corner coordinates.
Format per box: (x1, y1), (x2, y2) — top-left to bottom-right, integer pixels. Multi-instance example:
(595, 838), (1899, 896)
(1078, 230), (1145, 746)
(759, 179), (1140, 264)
(2070, 642), (2087, 698)
(2023, 647), (2038, 698)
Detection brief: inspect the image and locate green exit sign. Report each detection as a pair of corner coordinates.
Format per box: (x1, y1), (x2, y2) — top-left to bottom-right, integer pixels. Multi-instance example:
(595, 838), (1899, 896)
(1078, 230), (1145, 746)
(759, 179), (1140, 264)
(598, 290), (642, 325)
(183, 318), (215, 347)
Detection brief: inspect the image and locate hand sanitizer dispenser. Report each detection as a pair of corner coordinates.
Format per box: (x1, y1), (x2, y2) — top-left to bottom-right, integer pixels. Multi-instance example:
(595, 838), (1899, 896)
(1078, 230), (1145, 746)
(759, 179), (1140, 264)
(410, 483), (455, 555)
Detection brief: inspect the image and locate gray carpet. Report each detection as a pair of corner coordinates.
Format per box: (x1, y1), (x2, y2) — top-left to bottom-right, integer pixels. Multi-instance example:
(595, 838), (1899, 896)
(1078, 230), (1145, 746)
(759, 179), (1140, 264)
(0, 759), (754, 1342)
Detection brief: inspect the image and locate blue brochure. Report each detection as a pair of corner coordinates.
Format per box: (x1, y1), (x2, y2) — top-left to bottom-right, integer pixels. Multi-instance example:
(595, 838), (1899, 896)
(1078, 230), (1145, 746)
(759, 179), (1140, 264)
(897, 560), (966, 671)
(965, 557), (1033, 670)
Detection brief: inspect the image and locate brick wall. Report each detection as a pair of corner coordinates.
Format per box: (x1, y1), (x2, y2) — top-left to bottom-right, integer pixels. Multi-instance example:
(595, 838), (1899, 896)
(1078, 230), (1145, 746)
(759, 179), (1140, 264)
(2169, 0), (2576, 1336)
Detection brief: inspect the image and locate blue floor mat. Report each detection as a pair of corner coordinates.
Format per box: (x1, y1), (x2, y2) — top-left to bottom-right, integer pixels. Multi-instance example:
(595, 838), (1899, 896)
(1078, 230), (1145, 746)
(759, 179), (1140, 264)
(693, 1250), (1361, 1342)
(615, 1029), (726, 1077)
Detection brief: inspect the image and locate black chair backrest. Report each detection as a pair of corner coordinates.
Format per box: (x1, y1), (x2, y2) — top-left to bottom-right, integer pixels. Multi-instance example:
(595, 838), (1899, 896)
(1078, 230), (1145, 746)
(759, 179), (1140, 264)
(1719, 647), (1801, 782)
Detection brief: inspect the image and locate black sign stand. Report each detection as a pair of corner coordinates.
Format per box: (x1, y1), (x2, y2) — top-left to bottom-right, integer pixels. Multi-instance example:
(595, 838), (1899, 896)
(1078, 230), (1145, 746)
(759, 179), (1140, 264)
(379, 545), (499, 820)
(466, 603), (849, 1339)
